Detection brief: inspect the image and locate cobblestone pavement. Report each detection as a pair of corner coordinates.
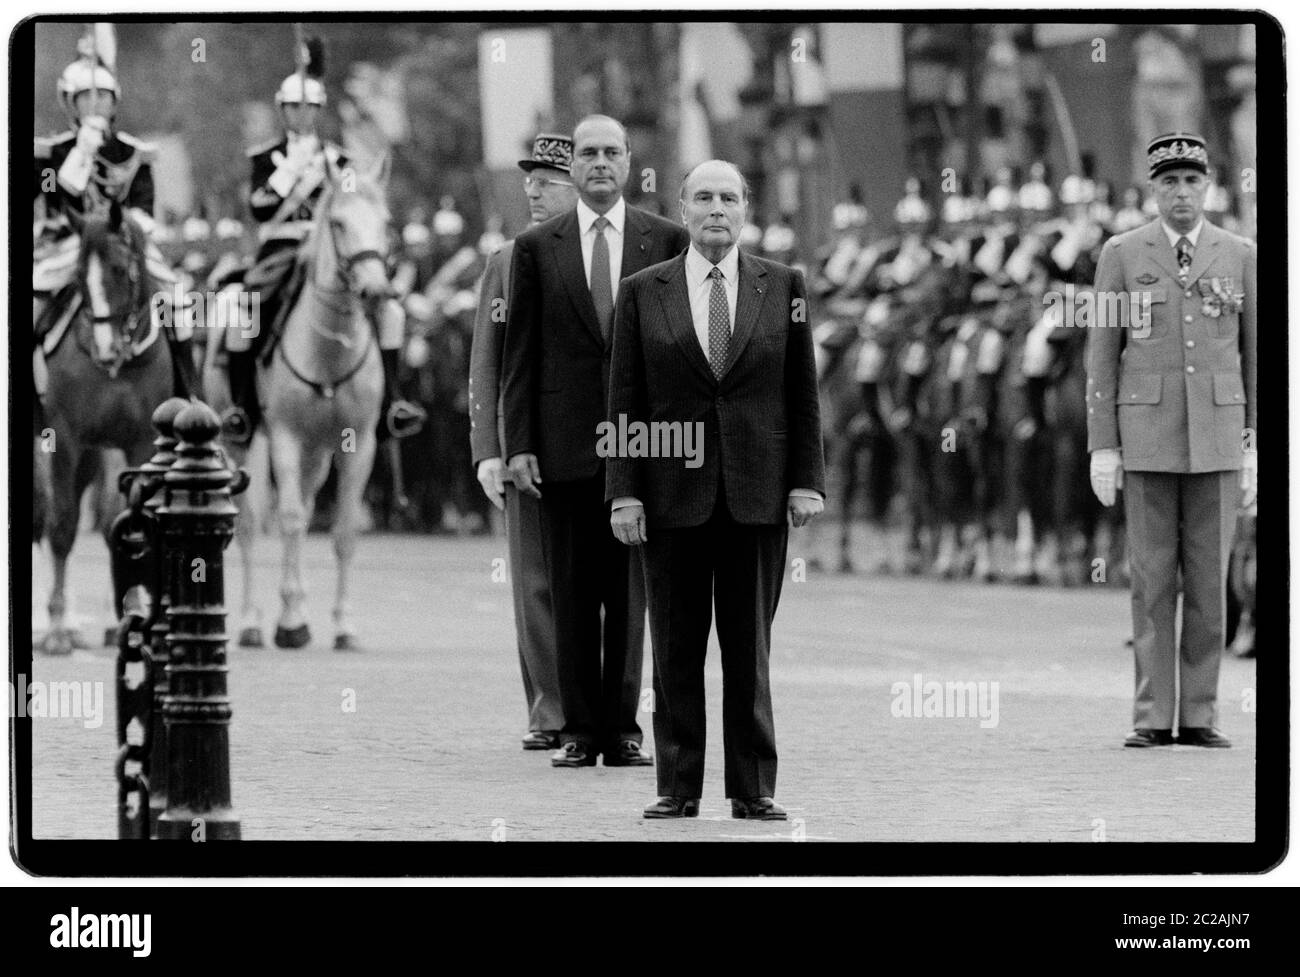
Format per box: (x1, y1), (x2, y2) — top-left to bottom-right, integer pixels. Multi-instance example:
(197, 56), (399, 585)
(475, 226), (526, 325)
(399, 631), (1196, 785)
(27, 529), (1255, 842)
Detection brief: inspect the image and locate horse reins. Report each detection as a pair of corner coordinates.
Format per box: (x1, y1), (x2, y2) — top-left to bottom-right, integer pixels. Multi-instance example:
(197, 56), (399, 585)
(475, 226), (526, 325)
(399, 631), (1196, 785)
(277, 206), (385, 400)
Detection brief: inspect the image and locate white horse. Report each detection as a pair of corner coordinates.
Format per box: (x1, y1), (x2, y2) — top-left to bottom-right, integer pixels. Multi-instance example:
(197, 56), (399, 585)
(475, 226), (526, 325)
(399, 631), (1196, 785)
(205, 155), (390, 650)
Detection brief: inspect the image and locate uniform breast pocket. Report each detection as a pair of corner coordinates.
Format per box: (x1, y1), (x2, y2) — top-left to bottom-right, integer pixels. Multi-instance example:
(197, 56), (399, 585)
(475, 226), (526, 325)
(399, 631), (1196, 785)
(1127, 286), (1167, 341)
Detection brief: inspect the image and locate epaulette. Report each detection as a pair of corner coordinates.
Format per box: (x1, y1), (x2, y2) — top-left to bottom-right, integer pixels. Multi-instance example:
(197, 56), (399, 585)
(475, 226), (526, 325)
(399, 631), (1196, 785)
(246, 137), (284, 159)
(34, 131), (75, 160)
(116, 131), (157, 162)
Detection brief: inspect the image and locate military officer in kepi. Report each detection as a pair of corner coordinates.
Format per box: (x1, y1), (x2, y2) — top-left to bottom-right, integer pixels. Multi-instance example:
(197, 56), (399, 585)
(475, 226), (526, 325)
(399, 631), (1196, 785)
(1086, 132), (1257, 749)
(218, 36), (424, 444)
(33, 37), (190, 399)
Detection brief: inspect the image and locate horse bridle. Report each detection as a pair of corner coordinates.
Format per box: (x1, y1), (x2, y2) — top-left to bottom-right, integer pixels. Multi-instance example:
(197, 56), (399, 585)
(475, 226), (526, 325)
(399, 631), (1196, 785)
(80, 232), (150, 376)
(279, 206), (387, 398)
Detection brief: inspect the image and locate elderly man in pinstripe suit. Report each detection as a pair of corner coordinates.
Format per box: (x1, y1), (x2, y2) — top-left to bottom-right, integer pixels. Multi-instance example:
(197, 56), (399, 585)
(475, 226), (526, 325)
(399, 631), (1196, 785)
(606, 160), (826, 819)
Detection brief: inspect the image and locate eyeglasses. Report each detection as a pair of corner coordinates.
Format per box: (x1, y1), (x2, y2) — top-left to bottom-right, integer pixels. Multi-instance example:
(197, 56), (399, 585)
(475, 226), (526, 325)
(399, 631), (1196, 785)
(524, 175), (574, 190)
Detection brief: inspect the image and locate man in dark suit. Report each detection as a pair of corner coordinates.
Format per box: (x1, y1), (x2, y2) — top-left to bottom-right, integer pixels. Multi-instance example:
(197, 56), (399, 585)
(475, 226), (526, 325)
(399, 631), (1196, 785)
(468, 133), (578, 751)
(1086, 132), (1257, 749)
(502, 115), (691, 768)
(606, 160), (826, 819)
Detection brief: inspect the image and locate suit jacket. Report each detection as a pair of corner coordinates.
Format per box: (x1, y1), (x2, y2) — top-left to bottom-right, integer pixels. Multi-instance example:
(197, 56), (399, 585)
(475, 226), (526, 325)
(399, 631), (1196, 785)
(605, 248), (826, 528)
(501, 204), (691, 482)
(1085, 218), (1257, 473)
(467, 240), (514, 466)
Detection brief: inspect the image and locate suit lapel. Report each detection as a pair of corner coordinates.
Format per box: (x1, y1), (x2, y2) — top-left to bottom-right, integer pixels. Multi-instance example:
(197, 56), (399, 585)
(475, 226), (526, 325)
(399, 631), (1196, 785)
(721, 249), (769, 379)
(1141, 220), (1183, 284)
(620, 205), (654, 285)
(551, 210), (605, 347)
(656, 254), (716, 385)
(1185, 221), (1223, 285)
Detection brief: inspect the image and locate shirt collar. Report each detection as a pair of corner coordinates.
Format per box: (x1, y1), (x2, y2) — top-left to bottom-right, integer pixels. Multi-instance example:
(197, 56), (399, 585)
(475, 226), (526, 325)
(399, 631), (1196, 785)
(1162, 219), (1203, 248)
(685, 242), (740, 285)
(577, 196), (625, 236)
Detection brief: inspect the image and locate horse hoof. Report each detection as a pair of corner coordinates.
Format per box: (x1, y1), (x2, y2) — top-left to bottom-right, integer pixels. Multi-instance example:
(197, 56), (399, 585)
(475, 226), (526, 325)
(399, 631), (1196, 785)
(238, 626), (265, 648)
(333, 633), (359, 652)
(274, 624), (311, 649)
(38, 630), (74, 656)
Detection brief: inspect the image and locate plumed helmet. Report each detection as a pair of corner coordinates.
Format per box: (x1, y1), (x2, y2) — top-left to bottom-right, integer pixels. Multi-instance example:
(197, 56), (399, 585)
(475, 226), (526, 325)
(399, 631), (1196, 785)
(276, 35), (327, 106)
(276, 73), (327, 107)
(58, 58), (120, 107)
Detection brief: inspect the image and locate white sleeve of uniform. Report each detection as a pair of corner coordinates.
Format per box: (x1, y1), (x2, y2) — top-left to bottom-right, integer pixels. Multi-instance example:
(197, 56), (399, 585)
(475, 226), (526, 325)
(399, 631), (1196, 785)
(57, 146), (93, 194)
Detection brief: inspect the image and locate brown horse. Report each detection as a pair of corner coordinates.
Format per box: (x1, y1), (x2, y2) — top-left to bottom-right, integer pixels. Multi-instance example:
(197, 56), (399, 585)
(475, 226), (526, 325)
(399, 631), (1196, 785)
(37, 205), (178, 654)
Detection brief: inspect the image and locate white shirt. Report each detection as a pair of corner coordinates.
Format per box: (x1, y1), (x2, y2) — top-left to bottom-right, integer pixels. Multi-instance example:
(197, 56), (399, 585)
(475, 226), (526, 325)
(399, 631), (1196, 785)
(1161, 219), (1204, 249)
(684, 242), (739, 357)
(576, 196), (625, 295)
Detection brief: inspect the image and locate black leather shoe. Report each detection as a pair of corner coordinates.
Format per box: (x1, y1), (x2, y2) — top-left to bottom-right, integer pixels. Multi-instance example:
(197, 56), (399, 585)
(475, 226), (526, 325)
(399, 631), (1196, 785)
(522, 731), (559, 751)
(1177, 727), (1232, 748)
(550, 742), (597, 767)
(730, 797), (787, 820)
(604, 740), (654, 766)
(1124, 728), (1175, 748)
(643, 796), (700, 819)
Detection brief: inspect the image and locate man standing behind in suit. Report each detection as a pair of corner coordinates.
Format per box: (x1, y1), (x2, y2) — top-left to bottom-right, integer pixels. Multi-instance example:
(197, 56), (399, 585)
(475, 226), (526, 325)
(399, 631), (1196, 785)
(502, 115), (691, 768)
(606, 160), (826, 819)
(1086, 132), (1257, 749)
(468, 133), (578, 751)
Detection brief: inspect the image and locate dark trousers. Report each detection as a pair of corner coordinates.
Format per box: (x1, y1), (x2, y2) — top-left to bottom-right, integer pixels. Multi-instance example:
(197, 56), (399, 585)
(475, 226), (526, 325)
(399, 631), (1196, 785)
(539, 470), (645, 752)
(1123, 470), (1238, 730)
(505, 483), (562, 734)
(642, 492), (789, 799)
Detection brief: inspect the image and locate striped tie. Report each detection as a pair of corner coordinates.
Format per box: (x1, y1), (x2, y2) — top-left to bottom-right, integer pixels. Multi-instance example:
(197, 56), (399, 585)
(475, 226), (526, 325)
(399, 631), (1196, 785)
(707, 266), (730, 378)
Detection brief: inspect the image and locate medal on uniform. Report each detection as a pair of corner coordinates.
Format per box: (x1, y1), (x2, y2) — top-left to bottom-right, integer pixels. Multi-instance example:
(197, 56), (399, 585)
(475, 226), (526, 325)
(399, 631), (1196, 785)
(1198, 279), (1222, 318)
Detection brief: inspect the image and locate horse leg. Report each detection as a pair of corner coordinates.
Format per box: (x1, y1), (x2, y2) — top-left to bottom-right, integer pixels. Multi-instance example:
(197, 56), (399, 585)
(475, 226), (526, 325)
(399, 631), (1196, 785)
(42, 436), (90, 655)
(269, 428), (314, 649)
(330, 429), (377, 650)
(229, 432), (269, 647)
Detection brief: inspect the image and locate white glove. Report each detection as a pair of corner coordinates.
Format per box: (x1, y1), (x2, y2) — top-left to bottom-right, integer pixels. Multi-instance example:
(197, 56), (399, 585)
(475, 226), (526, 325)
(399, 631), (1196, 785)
(1090, 448), (1123, 507)
(75, 116), (108, 154)
(1241, 450), (1258, 508)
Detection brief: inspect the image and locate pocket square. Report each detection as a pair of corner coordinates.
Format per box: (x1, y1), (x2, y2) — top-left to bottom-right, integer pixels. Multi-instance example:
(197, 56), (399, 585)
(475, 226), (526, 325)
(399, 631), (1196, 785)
(1136, 272), (1159, 285)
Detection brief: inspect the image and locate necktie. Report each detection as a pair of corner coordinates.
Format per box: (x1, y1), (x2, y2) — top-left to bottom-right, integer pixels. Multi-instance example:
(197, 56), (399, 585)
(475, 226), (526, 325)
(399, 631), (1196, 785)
(1176, 235), (1194, 283)
(590, 216), (613, 339)
(707, 266), (730, 378)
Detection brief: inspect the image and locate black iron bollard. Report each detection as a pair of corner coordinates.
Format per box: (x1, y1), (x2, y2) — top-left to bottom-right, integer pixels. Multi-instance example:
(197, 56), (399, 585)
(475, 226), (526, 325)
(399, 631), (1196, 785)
(141, 397), (190, 835)
(110, 396), (188, 839)
(154, 401), (241, 840)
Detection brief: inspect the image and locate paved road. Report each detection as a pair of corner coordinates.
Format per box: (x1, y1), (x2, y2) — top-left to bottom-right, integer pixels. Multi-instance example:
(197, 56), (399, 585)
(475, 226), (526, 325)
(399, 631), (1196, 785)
(28, 528), (1255, 842)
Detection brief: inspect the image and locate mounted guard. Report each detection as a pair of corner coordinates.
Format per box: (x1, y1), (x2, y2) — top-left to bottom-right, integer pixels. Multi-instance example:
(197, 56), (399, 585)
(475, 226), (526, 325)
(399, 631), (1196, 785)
(33, 36), (192, 401)
(217, 36), (423, 444)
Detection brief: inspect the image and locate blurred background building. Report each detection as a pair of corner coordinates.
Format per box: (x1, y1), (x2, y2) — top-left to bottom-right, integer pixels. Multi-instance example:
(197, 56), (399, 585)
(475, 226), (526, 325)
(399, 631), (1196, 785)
(35, 20), (1257, 253)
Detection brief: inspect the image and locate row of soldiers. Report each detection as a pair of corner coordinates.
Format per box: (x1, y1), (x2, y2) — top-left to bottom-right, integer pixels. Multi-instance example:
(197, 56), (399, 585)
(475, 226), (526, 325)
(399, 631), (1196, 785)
(799, 168), (1255, 655)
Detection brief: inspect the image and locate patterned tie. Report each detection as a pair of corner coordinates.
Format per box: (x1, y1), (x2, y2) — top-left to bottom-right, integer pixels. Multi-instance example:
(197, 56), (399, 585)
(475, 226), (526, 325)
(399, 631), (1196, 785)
(590, 216), (613, 339)
(1176, 235), (1194, 284)
(707, 266), (730, 378)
